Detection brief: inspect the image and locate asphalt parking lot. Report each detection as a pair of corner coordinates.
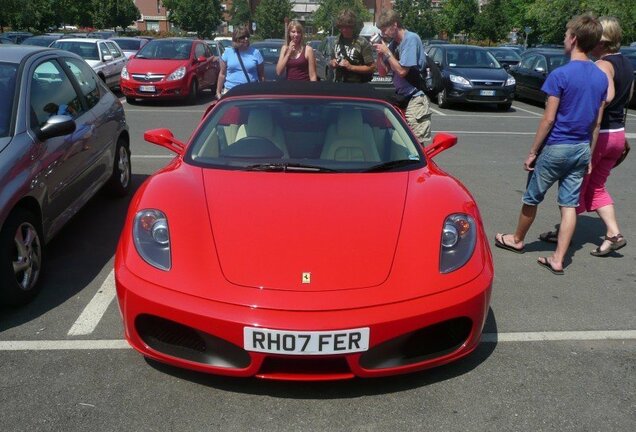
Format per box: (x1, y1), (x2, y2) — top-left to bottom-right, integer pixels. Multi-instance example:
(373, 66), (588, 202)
(1, 89), (635, 431)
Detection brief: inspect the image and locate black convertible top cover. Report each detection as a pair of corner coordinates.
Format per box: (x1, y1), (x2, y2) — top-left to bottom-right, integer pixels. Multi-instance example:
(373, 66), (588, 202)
(225, 80), (390, 101)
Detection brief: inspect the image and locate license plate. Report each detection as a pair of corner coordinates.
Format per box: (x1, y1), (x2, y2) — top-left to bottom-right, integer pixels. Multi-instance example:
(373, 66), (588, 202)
(372, 76), (392, 83)
(139, 85), (155, 92)
(480, 90), (495, 96)
(244, 327), (370, 355)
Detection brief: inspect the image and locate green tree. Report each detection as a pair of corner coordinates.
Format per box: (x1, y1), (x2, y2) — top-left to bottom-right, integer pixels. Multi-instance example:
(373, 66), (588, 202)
(439, 0), (479, 40)
(393, 0), (439, 39)
(10, 0), (55, 32)
(229, 0), (252, 28)
(163, 0), (223, 38)
(92, 0), (140, 31)
(0, 0), (19, 32)
(253, 0), (292, 39)
(312, 0), (371, 36)
(473, 0), (509, 44)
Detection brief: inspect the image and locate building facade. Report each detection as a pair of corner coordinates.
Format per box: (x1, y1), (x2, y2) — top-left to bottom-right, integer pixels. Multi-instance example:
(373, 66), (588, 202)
(134, 0), (171, 33)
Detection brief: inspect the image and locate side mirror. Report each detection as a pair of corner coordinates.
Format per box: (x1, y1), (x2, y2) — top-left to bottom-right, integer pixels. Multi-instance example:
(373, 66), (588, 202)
(534, 66), (545, 74)
(425, 133), (457, 159)
(103, 54), (113, 62)
(37, 115), (76, 141)
(197, 55), (207, 63)
(144, 128), (186, 156)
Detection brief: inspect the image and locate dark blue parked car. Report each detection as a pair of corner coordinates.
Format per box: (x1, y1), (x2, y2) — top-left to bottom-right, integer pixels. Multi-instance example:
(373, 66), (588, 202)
(426, 44), (516, 110)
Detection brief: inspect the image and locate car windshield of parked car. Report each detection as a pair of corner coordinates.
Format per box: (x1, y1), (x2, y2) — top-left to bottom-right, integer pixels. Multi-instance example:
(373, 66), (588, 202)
(446, 48), (501, 69)
(253, 44), (281, 63)
(53, 41), (100, 60)
(548, 55), (569, 71)
(0, 63), (17, 137)
(187, 98), (423, 172)
(135, 40), (192, 60)
(488, 48), (521, 62)
(112, 39), (142, 51)
(21, 36), (57, 47)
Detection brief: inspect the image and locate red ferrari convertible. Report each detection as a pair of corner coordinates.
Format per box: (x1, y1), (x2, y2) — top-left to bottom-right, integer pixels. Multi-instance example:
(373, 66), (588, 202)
(115, 82), (493, 380)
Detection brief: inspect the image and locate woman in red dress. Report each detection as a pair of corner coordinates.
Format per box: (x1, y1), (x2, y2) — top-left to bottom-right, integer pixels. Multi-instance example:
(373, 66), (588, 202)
(276, 21), (317, 81)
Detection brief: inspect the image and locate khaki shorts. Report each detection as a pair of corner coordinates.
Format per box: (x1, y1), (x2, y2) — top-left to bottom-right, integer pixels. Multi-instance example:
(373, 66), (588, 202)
(405, 94), (432, 145)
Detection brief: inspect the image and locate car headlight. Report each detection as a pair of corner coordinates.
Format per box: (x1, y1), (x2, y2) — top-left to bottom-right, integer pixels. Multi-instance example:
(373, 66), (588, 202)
(133, 209), (171, 271)
(167, 66), (186, 81)
(450, 74), (471, 86)
(440, 214), (477, 273)
(120, 66), (129, 80)
(505, 74), (516, 86)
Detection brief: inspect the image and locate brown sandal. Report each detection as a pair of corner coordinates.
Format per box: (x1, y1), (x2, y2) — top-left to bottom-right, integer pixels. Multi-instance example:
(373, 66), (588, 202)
(590, 234), (627, 257)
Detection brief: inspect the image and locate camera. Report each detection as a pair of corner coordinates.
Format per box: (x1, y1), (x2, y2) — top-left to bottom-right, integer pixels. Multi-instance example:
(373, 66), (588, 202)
(370, 33), (382, 44)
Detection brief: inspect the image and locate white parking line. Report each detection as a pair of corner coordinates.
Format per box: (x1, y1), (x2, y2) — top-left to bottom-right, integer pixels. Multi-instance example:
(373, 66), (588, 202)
(0, 340), (129, 350)
(430, 106), (446, 116)
(67, 270), (116, 336)
(511, 105), (543, 116)
(2, 330), (635, 351)
(439, 131), (535, 135)
(481, 330), (636, 343)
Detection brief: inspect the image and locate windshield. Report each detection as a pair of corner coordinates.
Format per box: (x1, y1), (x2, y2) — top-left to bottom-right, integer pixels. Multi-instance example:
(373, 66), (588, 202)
(53, 41), (99, 60)
(488, 49), (521, 61)
(253, 44), (281, 62)
(112, 39), (142, 50)
(548, 55), (569, 71)
(0, 63), (17, 137)
(136, 40), (192, 60)
(446, 48), (501, 68)
(187, 98), (423, 173)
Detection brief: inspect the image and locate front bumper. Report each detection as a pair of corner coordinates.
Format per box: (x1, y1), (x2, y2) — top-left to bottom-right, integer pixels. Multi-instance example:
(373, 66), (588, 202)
(446, 84), (515, 104)
(120, 78), (189, 99)
(116, 262), (493, 381)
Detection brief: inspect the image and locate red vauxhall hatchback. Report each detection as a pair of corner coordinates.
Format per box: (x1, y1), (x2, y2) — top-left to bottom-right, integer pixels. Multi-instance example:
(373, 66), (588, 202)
(120, 38), (218, 104)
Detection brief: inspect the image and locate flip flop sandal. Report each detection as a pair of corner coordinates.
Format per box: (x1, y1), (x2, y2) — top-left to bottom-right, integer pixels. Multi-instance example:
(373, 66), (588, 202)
(539, 230), (558, 243)
(590, 234), (627, 257)
(537, 257), (564, 275)
(494, 233), (525, 254)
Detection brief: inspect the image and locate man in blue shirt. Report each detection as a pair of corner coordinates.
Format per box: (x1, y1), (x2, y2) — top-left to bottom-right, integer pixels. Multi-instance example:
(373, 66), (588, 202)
(494, 14), (609, 275)
(374, 10), (432, 145)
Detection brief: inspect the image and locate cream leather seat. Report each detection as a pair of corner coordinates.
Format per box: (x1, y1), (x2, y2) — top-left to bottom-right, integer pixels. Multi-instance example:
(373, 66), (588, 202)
(320, 109), (380, 162)
(235, 109), (288, 157)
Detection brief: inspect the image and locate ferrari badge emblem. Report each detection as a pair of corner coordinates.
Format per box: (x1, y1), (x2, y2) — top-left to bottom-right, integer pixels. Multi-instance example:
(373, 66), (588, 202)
(302, 272), (311, 284)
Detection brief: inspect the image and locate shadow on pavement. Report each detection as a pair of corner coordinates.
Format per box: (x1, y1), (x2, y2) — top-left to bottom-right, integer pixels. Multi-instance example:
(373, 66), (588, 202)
(0, 174), (148, 330)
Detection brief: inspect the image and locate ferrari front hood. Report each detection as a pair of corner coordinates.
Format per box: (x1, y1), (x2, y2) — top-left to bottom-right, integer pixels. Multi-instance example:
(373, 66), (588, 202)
(203, 170), (409, 291)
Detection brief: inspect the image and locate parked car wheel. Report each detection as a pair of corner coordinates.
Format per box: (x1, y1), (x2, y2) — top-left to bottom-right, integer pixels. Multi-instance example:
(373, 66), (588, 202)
(188, 78), (199, 104)
(437, 89), (449, 108)
(105, 136), (132, 197)
(498, 102), (512, 111)
(0, 208), (44, 306)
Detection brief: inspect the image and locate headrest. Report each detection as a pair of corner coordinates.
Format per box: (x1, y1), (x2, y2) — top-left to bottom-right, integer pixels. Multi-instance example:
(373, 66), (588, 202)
(363, 110), (391, 128)
(218, 106), (242, 125)
(336, 109), (363, 137)
(246, 110), (274, 136)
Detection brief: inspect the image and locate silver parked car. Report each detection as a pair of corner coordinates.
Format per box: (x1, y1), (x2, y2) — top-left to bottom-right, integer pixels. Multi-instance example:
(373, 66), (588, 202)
(0, 46), (131, 306)
(51, 38), (127, 90)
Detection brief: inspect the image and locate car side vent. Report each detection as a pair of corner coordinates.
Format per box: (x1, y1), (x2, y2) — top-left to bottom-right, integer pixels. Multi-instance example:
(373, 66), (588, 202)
(136, 314), (206, 352)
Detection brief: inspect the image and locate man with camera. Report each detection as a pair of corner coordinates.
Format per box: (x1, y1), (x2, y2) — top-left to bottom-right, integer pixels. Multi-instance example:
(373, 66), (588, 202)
(329, 9), (375, 83)
(373, 10), (432, 145)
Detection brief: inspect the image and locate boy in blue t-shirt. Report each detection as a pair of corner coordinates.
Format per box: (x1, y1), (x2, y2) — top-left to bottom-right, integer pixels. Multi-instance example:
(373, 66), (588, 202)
(494, 14), (609, 275)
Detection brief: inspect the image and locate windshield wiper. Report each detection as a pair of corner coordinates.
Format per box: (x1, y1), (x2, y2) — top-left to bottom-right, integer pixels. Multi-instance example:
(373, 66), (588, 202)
(244, 163), (338, 172)
(364, 159), (421, 172)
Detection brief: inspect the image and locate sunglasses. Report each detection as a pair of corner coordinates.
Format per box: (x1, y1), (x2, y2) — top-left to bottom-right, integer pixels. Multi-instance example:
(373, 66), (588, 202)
(237, 36), (250, 41)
